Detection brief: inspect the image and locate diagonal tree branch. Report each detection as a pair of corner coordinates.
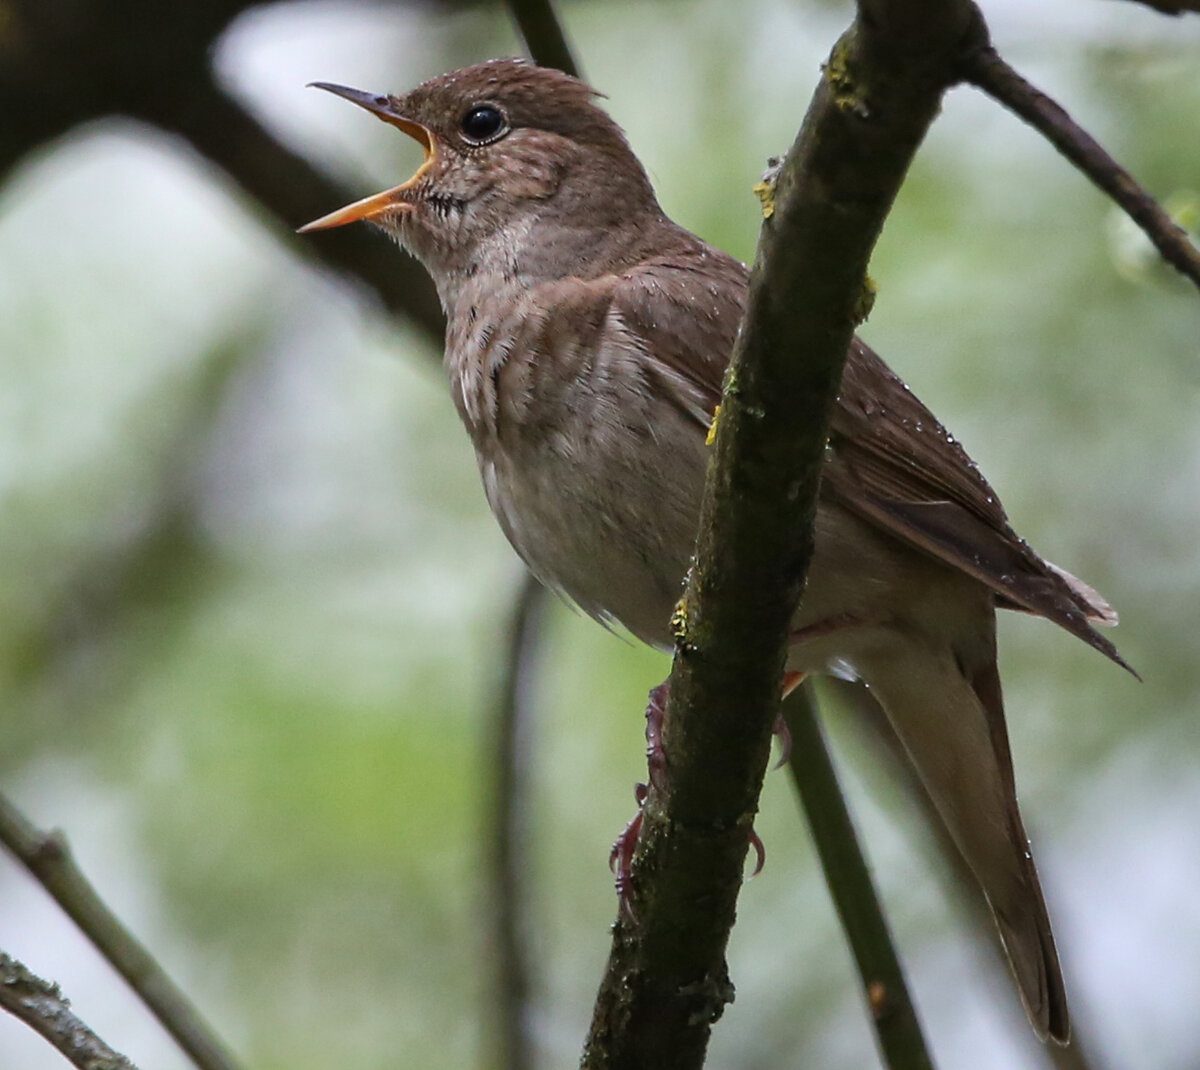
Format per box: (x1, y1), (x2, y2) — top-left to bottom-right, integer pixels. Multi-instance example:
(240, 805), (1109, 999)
(782, 685), (932, 1069)
(0, 795), (243, 1070)
(583, 1), (987, 1065)
(960, 47), (1200, 293)
(505, 1), (928, 1061)
(0, 952), (138, 1070)
(0, 0), (449, 345)
(132, 68), (445, 341)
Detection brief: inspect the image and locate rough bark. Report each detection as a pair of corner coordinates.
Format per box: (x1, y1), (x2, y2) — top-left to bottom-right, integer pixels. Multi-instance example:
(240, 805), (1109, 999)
(582, 2), (987, 1066)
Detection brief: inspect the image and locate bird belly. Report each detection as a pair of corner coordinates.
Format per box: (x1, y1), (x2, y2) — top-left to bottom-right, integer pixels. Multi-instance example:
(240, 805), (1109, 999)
(477, 414), (708, 650)
(479, 408), (990, 672)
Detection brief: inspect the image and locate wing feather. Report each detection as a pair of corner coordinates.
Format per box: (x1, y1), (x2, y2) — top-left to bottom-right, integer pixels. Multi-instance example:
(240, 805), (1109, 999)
(598, 231), (1132, 673)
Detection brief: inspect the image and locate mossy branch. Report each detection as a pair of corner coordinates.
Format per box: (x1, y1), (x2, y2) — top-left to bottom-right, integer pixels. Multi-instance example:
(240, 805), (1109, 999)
(582, 2), (987, 1066)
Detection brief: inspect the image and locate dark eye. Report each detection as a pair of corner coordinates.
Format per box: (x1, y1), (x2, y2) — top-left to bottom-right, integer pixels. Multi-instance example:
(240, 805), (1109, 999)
(460, 104), (506, 144)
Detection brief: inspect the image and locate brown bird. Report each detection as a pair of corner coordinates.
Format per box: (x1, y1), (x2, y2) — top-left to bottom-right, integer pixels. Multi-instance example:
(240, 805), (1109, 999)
(302, 58), (1132, 1043)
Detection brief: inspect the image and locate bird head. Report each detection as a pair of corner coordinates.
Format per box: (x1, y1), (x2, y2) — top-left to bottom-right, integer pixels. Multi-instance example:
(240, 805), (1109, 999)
(299, 59), (660, 281)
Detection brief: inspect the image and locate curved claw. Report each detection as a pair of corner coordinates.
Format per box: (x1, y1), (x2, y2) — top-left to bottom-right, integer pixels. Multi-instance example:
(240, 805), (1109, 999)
(747, 826), (767, 879)
(610, 783), (649, 920)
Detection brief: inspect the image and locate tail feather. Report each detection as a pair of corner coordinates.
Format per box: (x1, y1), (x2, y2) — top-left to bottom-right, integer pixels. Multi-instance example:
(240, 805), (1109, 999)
(1045, 560), (1118, 626)
(852, 639), (1070, 1043)
(994, 885), (1070, 1043)
(970, 660), (1070, 1043)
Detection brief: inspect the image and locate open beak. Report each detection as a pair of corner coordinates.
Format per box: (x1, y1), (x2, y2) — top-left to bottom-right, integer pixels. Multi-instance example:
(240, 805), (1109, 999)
(298, 83), (436, 233)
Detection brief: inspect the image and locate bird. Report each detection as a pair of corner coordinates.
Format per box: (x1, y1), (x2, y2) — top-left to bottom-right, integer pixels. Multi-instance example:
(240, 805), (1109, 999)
(301, 57), (1132, 1044)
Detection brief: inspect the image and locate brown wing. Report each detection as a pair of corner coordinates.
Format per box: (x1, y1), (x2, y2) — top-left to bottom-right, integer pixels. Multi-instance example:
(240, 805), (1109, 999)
(828, 339), (1133, 675)
(615, 229), (1132, 675)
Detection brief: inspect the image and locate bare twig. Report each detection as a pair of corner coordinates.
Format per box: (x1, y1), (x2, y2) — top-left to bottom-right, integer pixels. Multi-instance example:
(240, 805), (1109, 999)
(505, 0), (582, 76)
(583, 2), (985, 1065)
(485, 574), (547, 1070)
(782, 685), (933, 1069)
(0, 0), (448, 345)
(135, 69), (445, 342)
(961, 46), (1200, 293)
(0, 952), (138, 1070)
(827, 679), (1110, 1070)
(0, 795), (243, 1070)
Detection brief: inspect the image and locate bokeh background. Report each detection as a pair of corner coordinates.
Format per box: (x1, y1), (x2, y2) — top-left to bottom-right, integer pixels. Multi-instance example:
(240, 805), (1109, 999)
(1, 1), (1198, 1067)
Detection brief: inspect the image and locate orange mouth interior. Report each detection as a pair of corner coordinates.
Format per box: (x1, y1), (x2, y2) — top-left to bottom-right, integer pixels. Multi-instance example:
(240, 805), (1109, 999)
(298, 87), (436, 233)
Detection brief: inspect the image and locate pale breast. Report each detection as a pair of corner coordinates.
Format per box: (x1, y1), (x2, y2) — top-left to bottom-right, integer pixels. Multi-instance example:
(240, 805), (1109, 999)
(445, 277), (712, 648)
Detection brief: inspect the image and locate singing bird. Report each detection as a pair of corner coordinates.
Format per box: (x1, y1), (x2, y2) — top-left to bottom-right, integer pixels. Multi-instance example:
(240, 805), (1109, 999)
(302, 58), (1132, 1043)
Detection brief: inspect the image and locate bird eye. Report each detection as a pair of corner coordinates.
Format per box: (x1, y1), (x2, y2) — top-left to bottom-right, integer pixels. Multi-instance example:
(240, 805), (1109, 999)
(460, 104), (506, 145)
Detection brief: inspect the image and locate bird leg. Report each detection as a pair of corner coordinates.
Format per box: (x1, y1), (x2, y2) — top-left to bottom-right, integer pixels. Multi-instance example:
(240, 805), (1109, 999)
(644, 680), (670, 792)
(611, 672), (806, 910)
(609, 681), (669, 915)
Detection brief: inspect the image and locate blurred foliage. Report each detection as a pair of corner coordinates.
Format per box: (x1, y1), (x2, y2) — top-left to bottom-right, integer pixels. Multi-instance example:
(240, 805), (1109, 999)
(1, 1), (1198, 1069)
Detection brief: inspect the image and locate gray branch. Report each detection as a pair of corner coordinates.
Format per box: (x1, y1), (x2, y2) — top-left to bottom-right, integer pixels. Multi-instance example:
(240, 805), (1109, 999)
(1121, 0), (1200, 14)
(0, 795), (243, 1070)
(0, 952), (137, 1070)
(506, 0), (582, 76)
(486, 8), (577, 1069)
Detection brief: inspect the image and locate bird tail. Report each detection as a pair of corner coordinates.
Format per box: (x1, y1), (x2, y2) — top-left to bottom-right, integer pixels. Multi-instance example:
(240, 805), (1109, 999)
(853, 643), (1070, 1043)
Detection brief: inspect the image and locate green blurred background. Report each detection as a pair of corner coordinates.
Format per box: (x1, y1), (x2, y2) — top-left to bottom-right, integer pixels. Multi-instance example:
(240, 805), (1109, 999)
(1, 1), (1197, 1067)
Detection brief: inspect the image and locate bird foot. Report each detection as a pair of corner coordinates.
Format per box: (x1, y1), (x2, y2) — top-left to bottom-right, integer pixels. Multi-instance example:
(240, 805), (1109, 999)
(609, 782), (648, 918)
(610, 674), (796, 913)
(607, 681), (669, 918)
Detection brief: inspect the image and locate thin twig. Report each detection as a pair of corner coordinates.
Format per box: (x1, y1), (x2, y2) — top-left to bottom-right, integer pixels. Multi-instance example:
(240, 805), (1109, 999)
(961, 46), (1200, 293)
(505, 0), (582, 76)
(782, 686), (934, 1070)
(0, 951), (138, 1070)
(135, 69), (445, 342)
(485, 574), (547, 1070)
(827, 679), (1109, 1070)
(0, 795), (243, 1070)
(0, 0), (447, 344)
